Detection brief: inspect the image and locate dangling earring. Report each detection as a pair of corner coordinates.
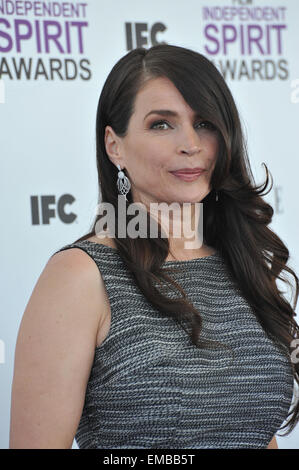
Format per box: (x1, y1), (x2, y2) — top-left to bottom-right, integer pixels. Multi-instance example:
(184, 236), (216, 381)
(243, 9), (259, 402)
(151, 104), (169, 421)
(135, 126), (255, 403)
(116, 164), (131, 201)
(215, 191), (219, 202)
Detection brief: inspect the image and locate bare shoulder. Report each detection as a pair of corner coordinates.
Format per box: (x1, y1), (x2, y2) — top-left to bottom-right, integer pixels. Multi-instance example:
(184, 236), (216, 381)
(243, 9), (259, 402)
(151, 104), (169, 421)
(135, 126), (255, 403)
(50, 244), (112, 348)
(50, 241), (103, 274)
(22, 246), (106, 355)
(9, 247), (107, 448)
(48, 246), (109, 333)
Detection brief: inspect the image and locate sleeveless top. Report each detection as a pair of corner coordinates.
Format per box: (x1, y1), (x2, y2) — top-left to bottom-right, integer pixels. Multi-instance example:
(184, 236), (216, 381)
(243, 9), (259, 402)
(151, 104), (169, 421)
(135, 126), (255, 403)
(52, 240), (294, 449)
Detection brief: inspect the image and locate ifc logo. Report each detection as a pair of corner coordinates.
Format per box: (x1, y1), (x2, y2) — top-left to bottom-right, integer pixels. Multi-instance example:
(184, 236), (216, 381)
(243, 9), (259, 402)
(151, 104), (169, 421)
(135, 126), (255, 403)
(125, 22), (167, 50)
(30, 195), (77, 224)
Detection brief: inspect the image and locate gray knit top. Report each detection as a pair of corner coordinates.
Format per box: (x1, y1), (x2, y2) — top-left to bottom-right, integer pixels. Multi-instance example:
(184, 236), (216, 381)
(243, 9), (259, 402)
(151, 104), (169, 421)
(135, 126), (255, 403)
(53, 240), (294, 449)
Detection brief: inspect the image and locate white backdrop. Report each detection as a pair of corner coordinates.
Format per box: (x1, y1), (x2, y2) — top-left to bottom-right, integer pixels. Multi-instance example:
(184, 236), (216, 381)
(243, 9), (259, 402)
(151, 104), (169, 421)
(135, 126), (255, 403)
(1, 0), (298, 449)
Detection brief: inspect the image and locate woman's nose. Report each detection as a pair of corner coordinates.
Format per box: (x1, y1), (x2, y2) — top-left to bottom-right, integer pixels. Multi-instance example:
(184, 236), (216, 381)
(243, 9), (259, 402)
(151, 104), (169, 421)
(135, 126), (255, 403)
(177, 127), (201, 155)
(180, 145), (200, 155)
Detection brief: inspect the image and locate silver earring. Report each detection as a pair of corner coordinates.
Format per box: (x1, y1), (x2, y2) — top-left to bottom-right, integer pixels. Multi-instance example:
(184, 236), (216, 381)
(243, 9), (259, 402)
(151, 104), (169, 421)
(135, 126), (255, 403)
(216, 191), (219, 202)
(116, 164), (131, 201)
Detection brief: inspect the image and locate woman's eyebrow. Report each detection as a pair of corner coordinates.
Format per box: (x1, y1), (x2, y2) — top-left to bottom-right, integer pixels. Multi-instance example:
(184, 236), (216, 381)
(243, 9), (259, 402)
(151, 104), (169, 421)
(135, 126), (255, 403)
(143, 109), (201, 121)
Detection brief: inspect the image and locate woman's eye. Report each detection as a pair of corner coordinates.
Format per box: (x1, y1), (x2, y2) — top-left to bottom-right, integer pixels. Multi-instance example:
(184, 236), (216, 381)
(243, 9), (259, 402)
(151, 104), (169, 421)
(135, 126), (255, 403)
(196, 121), (216, 130)
(150, 120), (216, 131)
(150, 120), (170, 130)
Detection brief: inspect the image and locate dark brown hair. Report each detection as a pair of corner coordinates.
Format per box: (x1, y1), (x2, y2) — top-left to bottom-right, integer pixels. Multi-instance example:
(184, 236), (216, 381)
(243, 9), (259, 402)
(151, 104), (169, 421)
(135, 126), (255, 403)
(74, 44), (299, 435)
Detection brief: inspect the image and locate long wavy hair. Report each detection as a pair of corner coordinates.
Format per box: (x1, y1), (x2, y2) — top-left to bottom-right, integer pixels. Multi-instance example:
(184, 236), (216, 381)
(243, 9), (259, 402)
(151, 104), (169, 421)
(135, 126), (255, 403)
(74, 44), (299, 435)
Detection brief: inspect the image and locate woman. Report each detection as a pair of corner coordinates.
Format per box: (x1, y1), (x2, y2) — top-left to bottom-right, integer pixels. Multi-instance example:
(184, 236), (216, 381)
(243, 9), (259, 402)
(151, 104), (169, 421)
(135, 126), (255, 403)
(10, 44), (299, 449)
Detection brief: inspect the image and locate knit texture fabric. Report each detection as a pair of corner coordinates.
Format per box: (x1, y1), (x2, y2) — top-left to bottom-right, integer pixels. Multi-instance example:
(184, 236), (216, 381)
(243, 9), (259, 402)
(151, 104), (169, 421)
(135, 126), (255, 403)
(52, 240), (294, 449)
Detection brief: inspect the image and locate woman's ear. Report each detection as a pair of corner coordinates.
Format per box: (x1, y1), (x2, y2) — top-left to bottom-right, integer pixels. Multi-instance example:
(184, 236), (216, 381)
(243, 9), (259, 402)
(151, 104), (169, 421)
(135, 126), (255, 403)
(104, 126), (123, 167)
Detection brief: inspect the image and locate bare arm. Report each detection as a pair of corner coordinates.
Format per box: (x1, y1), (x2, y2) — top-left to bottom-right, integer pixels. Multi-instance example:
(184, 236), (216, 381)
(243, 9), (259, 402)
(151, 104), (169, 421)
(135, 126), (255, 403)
(9, 248), (104, 448)
(267, 436), (278, 449)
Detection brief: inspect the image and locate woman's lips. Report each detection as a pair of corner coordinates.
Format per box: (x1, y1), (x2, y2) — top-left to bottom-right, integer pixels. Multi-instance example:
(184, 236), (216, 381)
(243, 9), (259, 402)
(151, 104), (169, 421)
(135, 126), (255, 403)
(170, 170), (206, 182)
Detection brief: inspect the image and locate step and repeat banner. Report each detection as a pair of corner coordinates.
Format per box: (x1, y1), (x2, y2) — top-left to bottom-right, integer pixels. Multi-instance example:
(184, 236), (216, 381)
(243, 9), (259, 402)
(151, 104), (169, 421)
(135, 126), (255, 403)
(1, 0), (298, 449)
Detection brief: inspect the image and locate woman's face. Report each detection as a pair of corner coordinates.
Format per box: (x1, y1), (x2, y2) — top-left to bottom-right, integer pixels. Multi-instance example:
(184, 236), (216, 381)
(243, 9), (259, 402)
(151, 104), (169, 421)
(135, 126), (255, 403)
(106, 76), (220, 206)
